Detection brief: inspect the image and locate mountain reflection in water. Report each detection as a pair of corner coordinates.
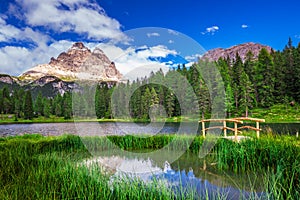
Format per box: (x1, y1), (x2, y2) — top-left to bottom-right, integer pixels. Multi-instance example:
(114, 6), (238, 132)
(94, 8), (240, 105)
(83, 155), (267, 200)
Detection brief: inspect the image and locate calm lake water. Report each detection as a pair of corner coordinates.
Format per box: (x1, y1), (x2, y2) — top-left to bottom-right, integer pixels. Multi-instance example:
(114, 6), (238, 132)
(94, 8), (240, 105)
(0, 122), (299, 137)
(81, 150), (267, 199)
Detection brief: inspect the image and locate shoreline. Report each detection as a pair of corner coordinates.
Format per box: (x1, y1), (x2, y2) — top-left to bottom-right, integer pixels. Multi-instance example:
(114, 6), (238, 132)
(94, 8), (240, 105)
(1, 118), (300, 125)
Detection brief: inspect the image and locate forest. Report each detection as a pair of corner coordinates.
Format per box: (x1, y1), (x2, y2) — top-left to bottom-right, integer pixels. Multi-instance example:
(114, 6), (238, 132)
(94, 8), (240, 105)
(0, 38), (299, 121)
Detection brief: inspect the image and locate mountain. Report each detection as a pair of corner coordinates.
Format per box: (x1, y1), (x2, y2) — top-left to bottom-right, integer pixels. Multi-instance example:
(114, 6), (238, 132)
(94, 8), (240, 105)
(19, 42), (122, 82)
(0, 42), (123, 96)
(201, 42), (273, 62)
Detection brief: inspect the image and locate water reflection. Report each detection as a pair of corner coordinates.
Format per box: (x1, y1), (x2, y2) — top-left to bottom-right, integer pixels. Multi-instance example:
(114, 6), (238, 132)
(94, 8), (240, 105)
(83, 151), (267, 199)
(0, 122), (299, 137)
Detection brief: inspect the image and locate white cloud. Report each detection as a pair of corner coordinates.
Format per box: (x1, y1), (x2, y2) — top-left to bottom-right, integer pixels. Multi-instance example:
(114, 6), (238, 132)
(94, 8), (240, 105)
(168, 40), (174, 44)
(201, 26), (219, 35)
(0, 0), (133, 75)
(185, 54), (202, 62)
(97, 44), (178, 76)
(0, 17), (22, 42)
(167, 29), (179, 35)
(147, 32), (160, 37)
(241, 24), (249, 29)
(0, 46), (31, 75)
(12, 0), (129, 42)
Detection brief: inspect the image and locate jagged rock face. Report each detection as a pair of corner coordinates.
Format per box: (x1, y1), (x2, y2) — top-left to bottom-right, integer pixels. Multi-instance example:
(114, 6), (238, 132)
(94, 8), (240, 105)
(201, 42), (273, 62)
(19, 42), (122, 82)
(0, 75), (14, 84)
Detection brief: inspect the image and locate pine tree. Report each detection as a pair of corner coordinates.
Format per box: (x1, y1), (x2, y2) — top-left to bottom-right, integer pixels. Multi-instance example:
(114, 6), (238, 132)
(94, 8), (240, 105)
(272, 50), (286, 103)
(225, 84), (235, 117)
(35, 91), (44, 116)
(239, 71), (255, 117)
(2, 86), (12, 114)
(150, 87), (159, 106)
(43, 98), (51, 118)
(141, 87), (152, 119)
(24, 91), (33, 120)
(63, 92), (72, 119)
(255, 48), (275, 107)
(165, 90), (175, 117)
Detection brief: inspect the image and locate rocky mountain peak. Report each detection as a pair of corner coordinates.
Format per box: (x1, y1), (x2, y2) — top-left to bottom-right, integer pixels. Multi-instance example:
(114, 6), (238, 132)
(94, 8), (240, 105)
(202, 42), (273, 62)
(19, 42), (122, 82)
(71, 42), (86, 49)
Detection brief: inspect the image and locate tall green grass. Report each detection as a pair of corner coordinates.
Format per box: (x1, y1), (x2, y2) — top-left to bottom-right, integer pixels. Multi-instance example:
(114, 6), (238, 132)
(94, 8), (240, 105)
(0, 134), (176, 200)
(1, 133), (299, 199)
(212, 134), (300, 199)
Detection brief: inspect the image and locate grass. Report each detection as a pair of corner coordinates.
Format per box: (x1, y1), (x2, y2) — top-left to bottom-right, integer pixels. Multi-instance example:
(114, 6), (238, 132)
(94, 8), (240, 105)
(251, 104), (300, 122)
(1, 133), (300, 199)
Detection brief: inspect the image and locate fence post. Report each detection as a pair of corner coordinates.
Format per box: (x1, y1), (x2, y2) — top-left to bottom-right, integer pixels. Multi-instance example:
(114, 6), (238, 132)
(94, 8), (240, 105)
(256, 122), (260, 138)
(234, 122), (238, 141)
(202, 121), (206, 138)
(223, 120), (227, 137)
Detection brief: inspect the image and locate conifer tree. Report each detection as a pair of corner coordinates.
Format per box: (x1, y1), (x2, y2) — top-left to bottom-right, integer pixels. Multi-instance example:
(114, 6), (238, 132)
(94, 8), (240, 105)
(24, 90), (33, 119)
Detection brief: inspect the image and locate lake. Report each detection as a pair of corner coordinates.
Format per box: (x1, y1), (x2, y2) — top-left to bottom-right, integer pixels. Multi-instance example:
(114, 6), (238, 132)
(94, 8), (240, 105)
(81, 149), (267, 199)
(1, 121), (296, 199)
(0, 121), (299, 137)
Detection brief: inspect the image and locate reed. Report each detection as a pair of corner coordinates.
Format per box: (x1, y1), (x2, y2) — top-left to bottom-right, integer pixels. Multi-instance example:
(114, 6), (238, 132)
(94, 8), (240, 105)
(1, 133), (299, 199)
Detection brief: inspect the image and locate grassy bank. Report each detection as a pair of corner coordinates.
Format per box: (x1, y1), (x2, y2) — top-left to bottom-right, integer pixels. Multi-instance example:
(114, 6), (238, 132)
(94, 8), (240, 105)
(1, 134), (299, 199)
(250, 104), (300, 122)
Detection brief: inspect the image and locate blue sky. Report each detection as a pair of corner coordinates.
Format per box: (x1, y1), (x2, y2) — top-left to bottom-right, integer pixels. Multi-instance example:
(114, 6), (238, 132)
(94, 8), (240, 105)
(1, 0), (300, 76)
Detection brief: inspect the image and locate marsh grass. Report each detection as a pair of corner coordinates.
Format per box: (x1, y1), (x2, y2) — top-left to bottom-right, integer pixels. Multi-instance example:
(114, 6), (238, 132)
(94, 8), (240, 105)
(1, 133), (299, 199)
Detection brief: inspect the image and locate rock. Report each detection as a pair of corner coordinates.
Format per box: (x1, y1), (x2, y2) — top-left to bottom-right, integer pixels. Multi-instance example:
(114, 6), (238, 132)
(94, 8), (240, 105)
(0, 74), (14, 84)
(201, 42), (273, 63)
(19, 42), (123, 82)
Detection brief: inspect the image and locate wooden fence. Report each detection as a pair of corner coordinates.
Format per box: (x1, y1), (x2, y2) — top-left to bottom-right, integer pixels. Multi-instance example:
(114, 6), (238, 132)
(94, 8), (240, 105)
(200, 117), (265, 140)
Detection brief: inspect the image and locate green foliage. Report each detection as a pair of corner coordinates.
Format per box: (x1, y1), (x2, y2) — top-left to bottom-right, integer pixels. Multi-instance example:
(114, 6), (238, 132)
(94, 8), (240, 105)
(0, 134), (299, 199)
(1, 38), (300, 121)
(23, 90), (34, 120)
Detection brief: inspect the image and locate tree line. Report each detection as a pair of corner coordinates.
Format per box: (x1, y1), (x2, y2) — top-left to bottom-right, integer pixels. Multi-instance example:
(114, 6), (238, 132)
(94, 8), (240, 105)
(95, 38), (300, 119)
(1, 38), (299, 120)
(0, 88), (72, 120)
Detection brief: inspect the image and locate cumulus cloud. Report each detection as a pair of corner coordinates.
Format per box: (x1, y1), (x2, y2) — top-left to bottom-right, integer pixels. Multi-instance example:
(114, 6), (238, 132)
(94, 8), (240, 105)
(147, 32), (160, 37)
(0, 46), (31, 75)
(0, 18), (50, 47)
(168, 40), (174, 44)
(0, 0), (132, 75)
(96, 44), (178, 76)
(10, 0), (129, 42)
(241, 24), (249, 29)
(201, 26), (219, 35)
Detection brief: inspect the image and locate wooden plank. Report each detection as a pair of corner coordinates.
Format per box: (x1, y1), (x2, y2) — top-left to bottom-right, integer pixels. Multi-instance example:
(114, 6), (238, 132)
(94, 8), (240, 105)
(233, 117), (265, 122)
(204, 126), (225, 131)
(238, 126), (261, 131)
(200, 119), (243, 124)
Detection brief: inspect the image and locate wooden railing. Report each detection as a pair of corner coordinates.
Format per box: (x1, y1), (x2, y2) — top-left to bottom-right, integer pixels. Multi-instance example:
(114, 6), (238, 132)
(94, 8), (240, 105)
(200, 117), (265, 140)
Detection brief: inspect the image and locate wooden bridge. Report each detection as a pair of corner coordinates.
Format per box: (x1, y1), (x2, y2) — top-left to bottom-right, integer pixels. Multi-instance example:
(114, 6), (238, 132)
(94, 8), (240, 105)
(200, 117), (265, 141)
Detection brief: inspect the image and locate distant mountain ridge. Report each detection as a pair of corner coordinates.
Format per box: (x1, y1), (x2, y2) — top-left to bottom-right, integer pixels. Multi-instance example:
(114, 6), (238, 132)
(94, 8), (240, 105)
(201, 42), (273, 62)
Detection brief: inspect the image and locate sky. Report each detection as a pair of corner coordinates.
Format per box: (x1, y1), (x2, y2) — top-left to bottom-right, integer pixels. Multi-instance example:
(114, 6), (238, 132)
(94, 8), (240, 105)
(1, 0), (300, 76)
